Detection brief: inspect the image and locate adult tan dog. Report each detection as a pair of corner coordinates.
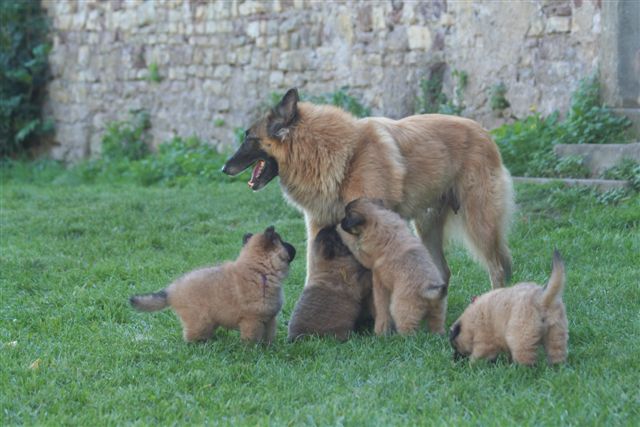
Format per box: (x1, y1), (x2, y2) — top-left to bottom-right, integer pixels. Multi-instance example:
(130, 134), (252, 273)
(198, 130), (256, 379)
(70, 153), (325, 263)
(449, 250), (568, 365)
(222, 89), (514, 289)
(130, 226), (296, 344)
(337, 198), (447, 335)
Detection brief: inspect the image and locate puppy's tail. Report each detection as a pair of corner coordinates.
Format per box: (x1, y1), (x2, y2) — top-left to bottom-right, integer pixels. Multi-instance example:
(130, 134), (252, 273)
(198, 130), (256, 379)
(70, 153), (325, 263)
(130, 290), (169, 312)
(542, 250), (565, 309)
(421, 283), (448, 300)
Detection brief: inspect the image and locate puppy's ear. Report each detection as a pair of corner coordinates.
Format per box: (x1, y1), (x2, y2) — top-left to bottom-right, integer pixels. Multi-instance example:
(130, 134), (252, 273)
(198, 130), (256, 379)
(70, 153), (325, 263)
(264, 225), (276, 240)
(242, 233), (253, 245)
(340, 211), (366, 235)
(315, 226), (351, 259)
(344, 198), (362, 214)
(263, 225), (280, 248)
(369, 198), (386, 208)
(268, 88), (299, 141)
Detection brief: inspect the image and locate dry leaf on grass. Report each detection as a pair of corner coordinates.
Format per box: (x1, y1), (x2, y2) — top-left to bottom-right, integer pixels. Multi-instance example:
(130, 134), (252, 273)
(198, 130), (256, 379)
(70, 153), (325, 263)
(28, 358), (42, 370)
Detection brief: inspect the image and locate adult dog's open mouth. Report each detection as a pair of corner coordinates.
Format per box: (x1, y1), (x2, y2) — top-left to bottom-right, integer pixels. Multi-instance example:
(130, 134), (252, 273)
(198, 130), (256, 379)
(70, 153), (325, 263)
(222, 140), (278, 191)
(248, 160), (265, 189)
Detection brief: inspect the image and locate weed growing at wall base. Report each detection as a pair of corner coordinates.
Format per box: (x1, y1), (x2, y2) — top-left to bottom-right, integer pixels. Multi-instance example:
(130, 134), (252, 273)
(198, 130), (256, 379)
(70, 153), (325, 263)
(493, 74), (635, 178)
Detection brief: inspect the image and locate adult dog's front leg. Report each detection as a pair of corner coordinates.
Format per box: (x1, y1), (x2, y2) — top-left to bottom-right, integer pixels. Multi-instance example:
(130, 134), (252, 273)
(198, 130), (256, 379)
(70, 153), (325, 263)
(372, 271), (393, 336)
(303, 213), (322, 287)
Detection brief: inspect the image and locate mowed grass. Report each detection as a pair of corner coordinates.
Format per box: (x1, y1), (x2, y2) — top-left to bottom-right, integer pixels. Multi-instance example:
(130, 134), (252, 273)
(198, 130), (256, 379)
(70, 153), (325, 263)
(1, 176), (639, 425)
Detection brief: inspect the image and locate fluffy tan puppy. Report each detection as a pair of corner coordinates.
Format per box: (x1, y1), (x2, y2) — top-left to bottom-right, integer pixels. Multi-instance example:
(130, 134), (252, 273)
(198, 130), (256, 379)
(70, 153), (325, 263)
(287, 226), (373, 342)
(336, 198), (448, 336)
(130, 226), (296, 344)
(449, 250), (568, 365)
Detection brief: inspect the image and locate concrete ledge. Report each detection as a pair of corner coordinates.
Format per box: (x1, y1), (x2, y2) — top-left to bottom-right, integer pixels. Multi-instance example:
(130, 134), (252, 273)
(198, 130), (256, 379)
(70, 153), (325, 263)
(513, 177), (630, 191)
(554, 142), (640, 177)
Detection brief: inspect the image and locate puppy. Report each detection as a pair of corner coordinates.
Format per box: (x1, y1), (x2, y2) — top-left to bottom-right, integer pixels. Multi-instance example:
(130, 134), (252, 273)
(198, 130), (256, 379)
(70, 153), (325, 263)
(130, 226), (296, 344)
(288, 226), (373, 342)
(449, 250), (568, 365)
(337, 198), (447, 336)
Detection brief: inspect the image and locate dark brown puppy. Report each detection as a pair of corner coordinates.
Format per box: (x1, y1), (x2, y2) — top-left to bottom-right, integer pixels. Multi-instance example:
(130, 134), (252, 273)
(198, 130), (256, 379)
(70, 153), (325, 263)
(288, 226), (373, 342)
(450, 250), (568, 365)
(130, 226), (296, 344)
(337, 199), (448, 336)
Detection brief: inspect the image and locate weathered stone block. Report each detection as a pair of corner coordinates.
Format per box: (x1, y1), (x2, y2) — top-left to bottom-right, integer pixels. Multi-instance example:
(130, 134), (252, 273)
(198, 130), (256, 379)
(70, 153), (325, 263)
(214, 65), (232, 79)
(246, 21), (261, 39)
(546, 16), (571, 33)
(239, 1), (266, 16)
(269, 70), (284, 86)
(337, 12), (354, 44)
(372, 6), (387, 30)
(527, 19), (545, 37)
(407, 26), (431, 50)
(386, 27), (408, 51)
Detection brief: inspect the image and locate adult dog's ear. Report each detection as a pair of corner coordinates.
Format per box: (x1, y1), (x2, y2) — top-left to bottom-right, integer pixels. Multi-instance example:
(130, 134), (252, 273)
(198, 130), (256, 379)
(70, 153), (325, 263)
(341, 211), (366, 235)
(242, 233), (253, 245)
(268, 88), (299, 141)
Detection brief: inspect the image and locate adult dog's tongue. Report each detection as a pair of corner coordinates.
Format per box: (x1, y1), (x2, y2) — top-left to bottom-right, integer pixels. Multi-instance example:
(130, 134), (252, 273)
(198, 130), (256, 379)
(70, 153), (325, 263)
(248, 160), (265, 188)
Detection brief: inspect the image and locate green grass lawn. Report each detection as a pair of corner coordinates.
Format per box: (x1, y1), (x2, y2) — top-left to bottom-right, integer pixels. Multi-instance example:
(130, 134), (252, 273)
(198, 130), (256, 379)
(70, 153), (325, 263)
(1, 176), (639, 425)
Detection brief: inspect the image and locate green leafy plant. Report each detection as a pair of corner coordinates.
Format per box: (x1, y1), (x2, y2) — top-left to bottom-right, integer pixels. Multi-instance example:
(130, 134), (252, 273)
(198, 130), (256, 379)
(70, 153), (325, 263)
(147, 62), (162, 83)
(493, 74), (636, 178)
(233, 127), (245, 144)
(263, 88), (370, 118)
(596, 188), (631, 205)
(214, 118), (226, 127)
(306, 87), (371, 118)
(555, 75), (632, 145)
(602, 158), (640, 191)
(132, 136), (228, 187)
(492, 112), (561, 176)
(416, 73), (447, 114)
(100, 110), (151, 162)
(416, 69), (467, 116)
(553, 155), (590, 179)
(73, 110), (151, 183)
(490, 82), (510, 112)
(0, 0), (52, 158)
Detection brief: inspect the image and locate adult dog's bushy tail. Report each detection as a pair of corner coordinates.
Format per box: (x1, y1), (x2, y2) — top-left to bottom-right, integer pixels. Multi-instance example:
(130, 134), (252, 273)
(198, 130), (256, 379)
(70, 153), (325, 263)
(542, 250), (565, 309)
(130, 290), (169, 312)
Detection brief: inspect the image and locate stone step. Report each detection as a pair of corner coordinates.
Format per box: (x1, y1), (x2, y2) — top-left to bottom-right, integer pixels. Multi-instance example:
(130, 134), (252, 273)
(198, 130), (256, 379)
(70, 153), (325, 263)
(513, 177), (630, 192)
(554, 142), (640, 177)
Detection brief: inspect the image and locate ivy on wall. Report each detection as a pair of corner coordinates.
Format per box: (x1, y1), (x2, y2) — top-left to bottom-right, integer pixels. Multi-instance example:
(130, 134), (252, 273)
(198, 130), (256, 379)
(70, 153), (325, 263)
(0, 0), (52, 158)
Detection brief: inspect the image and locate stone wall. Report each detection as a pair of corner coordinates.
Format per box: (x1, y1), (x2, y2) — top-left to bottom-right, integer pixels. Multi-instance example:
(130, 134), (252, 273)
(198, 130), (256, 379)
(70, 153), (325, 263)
(43, 0), (603, 162)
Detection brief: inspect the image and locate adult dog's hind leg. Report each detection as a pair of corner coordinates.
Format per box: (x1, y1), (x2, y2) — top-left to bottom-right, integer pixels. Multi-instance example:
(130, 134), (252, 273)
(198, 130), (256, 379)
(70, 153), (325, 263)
(414, 205), (451, 286)
(457, 168), (513, 289)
